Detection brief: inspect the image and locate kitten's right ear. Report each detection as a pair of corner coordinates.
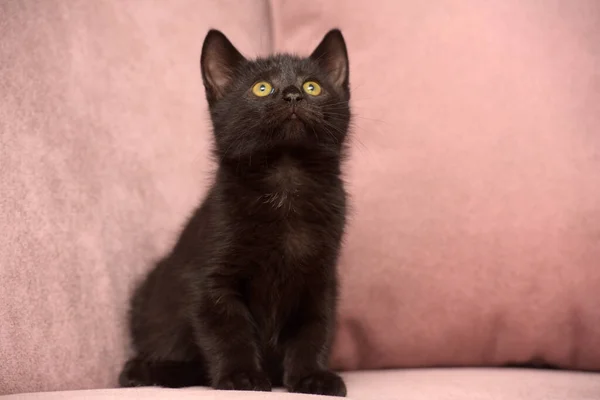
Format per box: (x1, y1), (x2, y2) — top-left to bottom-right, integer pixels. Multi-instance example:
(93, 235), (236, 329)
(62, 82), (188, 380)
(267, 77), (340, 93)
(200, 30), (246, 104)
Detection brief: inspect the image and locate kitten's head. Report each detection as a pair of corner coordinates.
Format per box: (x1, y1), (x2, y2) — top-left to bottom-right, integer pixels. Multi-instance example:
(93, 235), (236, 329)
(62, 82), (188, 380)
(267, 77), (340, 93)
(200, 29), (350, 161)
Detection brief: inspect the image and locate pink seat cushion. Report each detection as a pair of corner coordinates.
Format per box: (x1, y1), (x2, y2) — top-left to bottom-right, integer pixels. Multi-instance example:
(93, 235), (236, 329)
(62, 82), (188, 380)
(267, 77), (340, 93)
(4, 369), (600, 400)
(271, 0), (600, 371)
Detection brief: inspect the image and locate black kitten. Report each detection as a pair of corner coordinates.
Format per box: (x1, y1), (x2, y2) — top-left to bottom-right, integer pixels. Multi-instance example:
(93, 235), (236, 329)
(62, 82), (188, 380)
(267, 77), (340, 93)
(119, 29), (351, 397)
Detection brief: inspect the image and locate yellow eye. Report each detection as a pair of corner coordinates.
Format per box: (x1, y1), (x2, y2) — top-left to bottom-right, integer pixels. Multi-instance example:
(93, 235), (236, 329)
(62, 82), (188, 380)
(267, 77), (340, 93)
(252, 81), (273, 97)
(302, 81), (322, 96)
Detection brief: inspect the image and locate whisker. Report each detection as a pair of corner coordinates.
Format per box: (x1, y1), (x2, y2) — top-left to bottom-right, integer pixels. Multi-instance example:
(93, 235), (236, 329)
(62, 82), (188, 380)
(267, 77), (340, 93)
(326, 113), (389, 125)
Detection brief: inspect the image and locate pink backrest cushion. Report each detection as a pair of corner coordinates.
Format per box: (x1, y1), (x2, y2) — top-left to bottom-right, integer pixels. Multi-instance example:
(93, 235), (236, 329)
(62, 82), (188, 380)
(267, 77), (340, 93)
(0, 0), (271, 394)
(270, 0), (600, 370)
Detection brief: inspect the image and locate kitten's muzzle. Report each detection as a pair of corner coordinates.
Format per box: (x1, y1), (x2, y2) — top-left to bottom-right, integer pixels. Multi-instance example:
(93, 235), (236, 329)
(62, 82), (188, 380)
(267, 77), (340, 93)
(282, 86), (303, 104)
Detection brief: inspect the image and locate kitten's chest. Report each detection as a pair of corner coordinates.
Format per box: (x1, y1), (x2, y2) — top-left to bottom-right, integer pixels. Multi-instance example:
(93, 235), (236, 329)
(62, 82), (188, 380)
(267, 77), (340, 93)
(254, 156), (343, 259)
(262, 155), (305, 211)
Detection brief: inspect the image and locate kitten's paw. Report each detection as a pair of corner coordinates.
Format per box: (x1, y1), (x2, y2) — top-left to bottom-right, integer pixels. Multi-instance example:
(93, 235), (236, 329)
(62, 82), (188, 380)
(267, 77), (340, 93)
(290, 370), (347, 397)
(215, 370), (272, 392)
(119, 359), (148, 387)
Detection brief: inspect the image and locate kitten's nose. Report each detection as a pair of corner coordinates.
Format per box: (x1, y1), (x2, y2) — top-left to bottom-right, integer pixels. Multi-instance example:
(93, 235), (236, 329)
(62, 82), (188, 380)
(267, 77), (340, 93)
(282, 86), (303, 103)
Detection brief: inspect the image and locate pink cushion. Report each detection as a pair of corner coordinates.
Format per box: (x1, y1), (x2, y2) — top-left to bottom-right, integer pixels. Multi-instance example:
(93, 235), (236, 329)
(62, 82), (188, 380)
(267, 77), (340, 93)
(271, 0), (600, 371)
(4, 369), (600, 400)
(0, 0), (270, 395)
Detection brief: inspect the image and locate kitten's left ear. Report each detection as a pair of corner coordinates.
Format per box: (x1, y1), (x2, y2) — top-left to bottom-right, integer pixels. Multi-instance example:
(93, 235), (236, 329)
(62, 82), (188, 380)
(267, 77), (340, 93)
(201, 30), (246, 104)
(310, 29), (349, 91)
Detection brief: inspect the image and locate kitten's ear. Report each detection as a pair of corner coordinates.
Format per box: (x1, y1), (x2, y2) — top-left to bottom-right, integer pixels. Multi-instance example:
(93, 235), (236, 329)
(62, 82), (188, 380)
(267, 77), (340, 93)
(310, 29), (349, 90)
(200, 30), (246, 103)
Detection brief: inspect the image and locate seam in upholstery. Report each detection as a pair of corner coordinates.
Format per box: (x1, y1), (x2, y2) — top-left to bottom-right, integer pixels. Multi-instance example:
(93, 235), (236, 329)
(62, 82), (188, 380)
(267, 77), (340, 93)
(265, 0), (277, 52)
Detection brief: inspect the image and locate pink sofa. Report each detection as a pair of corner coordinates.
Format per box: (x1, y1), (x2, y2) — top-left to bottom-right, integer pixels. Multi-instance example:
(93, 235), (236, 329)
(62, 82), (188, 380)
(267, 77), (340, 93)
(1, 1), (599, 399)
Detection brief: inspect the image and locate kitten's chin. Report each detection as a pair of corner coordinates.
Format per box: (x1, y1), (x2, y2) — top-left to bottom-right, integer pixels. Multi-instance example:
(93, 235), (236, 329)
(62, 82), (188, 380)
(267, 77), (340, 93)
(279, 118), (309, 142)
(284, 117), (303, 126)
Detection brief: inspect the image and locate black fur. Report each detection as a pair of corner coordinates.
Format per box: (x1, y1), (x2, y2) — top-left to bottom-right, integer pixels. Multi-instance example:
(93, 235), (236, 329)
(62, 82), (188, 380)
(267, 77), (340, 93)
(119, 29), (351, 397)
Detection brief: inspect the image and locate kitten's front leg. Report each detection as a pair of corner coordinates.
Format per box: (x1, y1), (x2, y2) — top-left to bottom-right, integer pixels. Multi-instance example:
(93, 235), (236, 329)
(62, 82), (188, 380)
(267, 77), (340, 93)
(193, 281), (271, 392)
(283, 285), (347, 397)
